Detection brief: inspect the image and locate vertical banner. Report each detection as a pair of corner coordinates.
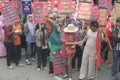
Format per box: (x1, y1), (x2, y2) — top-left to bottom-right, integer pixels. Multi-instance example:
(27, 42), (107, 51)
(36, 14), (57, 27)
(99, 9), (108, 25)
(33, 2), (46, 24)
(77, 2), (92, 20)
(99, 0), (108, 8)
(58, 0), (72, 14)
(1, 3), (20, 26)
(90, 5), (100, 22)
(110, 6), (117, 23)
(48, 0), (59, 12)
(116, 3), (120, 18)
(52, 52), (66, 74)
(22, 1), (32, 14)
(13, 1), (22, 15)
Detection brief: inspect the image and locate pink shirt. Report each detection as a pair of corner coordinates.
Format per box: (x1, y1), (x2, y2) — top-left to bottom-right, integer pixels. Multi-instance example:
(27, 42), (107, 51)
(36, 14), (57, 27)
(61, 32), (77, 58)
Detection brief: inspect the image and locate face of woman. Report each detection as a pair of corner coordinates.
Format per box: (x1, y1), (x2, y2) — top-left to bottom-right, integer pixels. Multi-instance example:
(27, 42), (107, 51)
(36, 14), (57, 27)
(28, 16), (33, 22)
(91, 26), (97, 32)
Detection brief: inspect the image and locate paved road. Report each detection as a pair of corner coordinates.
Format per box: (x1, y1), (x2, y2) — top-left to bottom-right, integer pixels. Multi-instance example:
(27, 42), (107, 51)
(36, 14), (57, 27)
(0, 49), (112, 80)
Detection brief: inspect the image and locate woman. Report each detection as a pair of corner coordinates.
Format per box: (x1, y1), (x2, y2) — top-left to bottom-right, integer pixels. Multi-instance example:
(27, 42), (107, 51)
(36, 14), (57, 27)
(78, 20), (100, 80)
(48, 17), (62, 75)
(62, 24), (78, 80)
(0, 12), (6, 57)
(24, 14), (36, 65)
(36, 23), (48, 71)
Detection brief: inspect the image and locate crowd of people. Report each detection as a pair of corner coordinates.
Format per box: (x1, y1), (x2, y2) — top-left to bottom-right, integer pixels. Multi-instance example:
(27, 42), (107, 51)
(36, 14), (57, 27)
(0, 10), (120, 80)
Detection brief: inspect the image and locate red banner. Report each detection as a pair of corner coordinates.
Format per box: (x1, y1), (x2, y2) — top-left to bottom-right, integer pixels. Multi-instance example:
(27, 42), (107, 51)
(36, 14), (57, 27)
(99, 8), (108, 25)
(48, 0), (59, 12)
(58, 0), (72, 14)
(33, 2), (46, 24)
(52, 52), (66, 74)
(90, 5), (100, 22)
(99, 0), (108, 8)
(77, 2), (92, 20)
(12, 1), (22, 15)
(1, 2), (20, 26)
(110, 5), (117, 23)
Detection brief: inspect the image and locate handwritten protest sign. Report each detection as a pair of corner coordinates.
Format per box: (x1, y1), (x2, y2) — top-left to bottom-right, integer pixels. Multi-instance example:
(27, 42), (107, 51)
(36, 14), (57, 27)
(99, 9), (108, 25)
(90, 5), (99, 22)
(22, 1), (32, 14)
(52, 52), (66, 74)
(116, 3), (120, 18)
(58, 0), (72, 14)
(48, 0), (59, 12)
(1, 2), (20, 26)
(110, 6), (117, 23)
(33, 2), (46, 23)
(13, 1), (22, 15)
(77, 2), (92, 20)
(99, 0), (108, 8)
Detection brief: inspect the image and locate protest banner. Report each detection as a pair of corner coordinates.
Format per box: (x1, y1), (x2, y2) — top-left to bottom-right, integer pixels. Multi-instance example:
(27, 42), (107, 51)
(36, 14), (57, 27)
(116, 3), (120, 18)
(99, 8), (108, 25)
(1, 2), (20, 26)
(110, 6), (117, 23)
(90, 5), (100, 22)
(77, 2), (92, 20)
(13, 1), (22, 15)
(22, 1), (32, 14)
(48, 0), (59, 12)
(107, 0), (112, 12)
(99, 0), (108, 8)
(58, 0), (72, 14)
(33, 2), (46, 24)
(52, 52), (66, 74)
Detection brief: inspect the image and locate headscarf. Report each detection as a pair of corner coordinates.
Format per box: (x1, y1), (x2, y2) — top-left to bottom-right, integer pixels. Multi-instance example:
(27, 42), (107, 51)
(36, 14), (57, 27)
(27, 14), (35, 36)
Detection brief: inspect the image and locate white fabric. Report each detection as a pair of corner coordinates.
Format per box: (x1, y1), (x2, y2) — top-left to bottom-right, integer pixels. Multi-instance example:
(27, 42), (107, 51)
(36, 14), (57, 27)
(79, 29), (97, 79)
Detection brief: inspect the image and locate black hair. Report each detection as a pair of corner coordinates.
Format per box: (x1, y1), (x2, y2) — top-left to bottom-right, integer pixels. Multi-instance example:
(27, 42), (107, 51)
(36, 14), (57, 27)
(90, 20), (99, 28)
(0, 12), (1, 16)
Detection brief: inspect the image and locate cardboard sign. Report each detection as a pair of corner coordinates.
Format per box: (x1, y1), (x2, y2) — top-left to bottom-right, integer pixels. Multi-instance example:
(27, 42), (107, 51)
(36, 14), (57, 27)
(116, 3), (120, 18)
(77, 2), (92, 20)
(110, 6), (117, 23)
(99, 8), (108, 25)
(58, 0), (72, 14)
(13, 1), (22, 15)
(90, 5), (100, 22)
(22, 1), (32, 14)
(48, 0), (59, 12)
(52, 52), (66, 74)
(99, 0), (108, 8)
(1, 2), (20, 26)
(33, 2), (46, 23)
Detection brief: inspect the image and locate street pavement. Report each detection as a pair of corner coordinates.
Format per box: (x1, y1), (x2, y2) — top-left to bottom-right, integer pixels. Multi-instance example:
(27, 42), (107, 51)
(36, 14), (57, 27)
(0, 49), (112, 80)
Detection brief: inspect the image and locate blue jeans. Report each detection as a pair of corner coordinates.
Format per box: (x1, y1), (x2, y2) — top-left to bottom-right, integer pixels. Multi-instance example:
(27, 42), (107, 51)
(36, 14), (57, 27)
(112, 49), (120, 77)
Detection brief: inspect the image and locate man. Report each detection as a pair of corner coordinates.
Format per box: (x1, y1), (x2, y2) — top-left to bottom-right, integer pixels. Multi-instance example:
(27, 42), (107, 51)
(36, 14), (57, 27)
(112, 17), (120, 80)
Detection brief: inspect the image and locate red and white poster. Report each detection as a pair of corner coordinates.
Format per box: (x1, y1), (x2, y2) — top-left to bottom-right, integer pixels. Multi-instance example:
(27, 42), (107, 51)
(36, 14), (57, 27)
(1, 2), (20, 26)
(110, 5), (117, 23)
(77, 2), (92, 20)
(33, 2), (46, 24)
(48, 0), (59, 12)
(58, 0), (72, 14)
(90, 5), (100, 22)
(12, 1), (22, 15)
(116, 3), (120, 18)
(99, 8), (108, 25)
(99, 0), (108, 8)
(52, 52), (66, 74)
